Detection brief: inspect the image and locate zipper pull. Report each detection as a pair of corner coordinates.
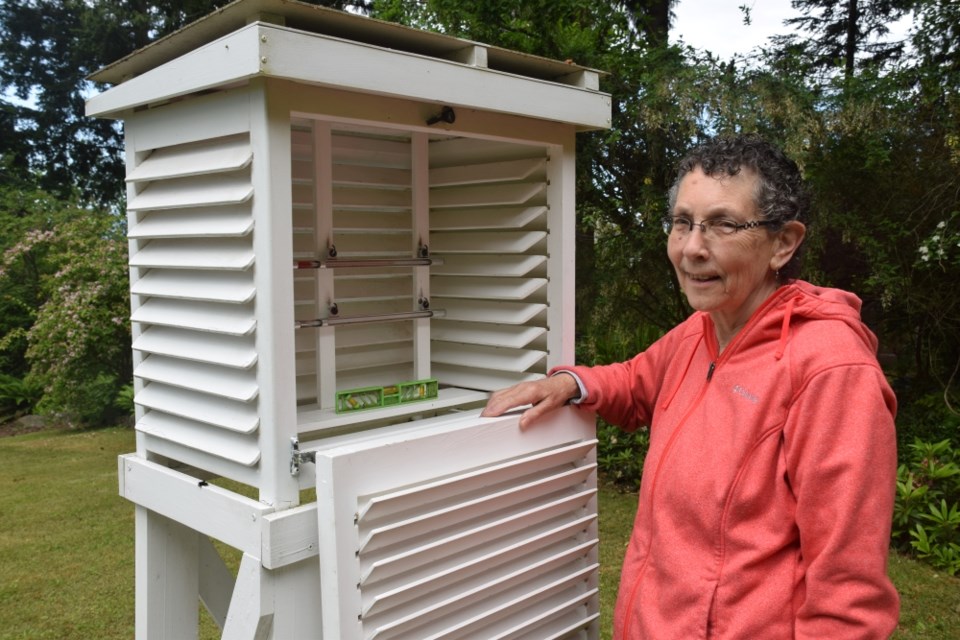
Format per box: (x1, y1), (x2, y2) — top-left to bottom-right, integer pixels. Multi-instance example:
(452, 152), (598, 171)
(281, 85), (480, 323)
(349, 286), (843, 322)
(707, 362), (716, 381)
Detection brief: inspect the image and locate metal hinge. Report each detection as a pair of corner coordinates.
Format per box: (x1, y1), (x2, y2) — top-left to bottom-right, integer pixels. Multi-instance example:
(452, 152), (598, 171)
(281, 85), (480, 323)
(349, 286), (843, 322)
(290, 437), (316, 476)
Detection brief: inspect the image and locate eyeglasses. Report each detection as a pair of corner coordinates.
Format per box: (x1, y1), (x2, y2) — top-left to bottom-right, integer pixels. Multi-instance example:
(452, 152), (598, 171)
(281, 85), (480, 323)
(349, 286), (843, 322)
(662, 215), (778, 239)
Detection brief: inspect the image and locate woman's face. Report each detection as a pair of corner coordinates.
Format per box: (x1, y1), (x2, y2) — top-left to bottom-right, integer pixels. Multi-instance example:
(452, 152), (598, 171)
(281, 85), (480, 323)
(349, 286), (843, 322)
(667, 167), (786, 335)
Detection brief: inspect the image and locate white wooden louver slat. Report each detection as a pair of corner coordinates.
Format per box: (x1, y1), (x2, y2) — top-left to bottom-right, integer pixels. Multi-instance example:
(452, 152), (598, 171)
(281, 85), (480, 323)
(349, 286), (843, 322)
(431, 321), (545, 349)
(428, 566), (597, 640)
(430, 254), (545, 277)
(430, 364), (542, 391)
(136, 382), (259, 433)
(331, 133), (412, 168)
(429, 205), (547, 231)
(131, 298), (255, 335)
(126, 134), (252, 182)
(428, 158), (545, 187)
(429, 230), (546, 253)
(137, 410), (261, 466)
(130, 270), (255, 304)
(432, 342), (545, 372)
(336, 344), (412, 372)
(133, 326), (257, 369)
(365, 545), (596, 639)
(128, 206), (254, 239)
(482, 591), (599, 640)
(356, 489), (595, 594)
(439, 299), (546, 325)
(358, 464), (596, 555)
(430, 276), (546, 301)
(130, 238), (255, 270)
(128, 173), (254, 211)
(361, 514), (596, 617)
(429, 183), (545, 209)
(135, 356), (258, 402)
(357, 440), (595, 523)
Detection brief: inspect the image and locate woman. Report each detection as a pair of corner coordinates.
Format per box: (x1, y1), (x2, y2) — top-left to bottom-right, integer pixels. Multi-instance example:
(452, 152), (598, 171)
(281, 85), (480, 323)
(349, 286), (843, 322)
(481, 134), (899, 638)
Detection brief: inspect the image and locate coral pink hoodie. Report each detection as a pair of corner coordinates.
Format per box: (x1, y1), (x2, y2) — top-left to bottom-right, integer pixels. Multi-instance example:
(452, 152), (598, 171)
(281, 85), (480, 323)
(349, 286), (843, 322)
(558, 281), (899, 638)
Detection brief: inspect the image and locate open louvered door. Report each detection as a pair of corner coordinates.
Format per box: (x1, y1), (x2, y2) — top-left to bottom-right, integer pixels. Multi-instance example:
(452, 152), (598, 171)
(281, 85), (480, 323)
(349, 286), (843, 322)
(312, 407), (599, 639)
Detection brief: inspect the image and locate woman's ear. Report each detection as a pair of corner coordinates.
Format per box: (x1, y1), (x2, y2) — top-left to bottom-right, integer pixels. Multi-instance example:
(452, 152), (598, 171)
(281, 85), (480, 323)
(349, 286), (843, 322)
(771, 221), (806, 272)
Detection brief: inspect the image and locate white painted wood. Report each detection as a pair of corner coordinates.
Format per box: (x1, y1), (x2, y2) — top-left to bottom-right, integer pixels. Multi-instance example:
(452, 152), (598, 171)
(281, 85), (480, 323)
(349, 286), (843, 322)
(129, 207), (254, 239)
(127, 134), (252, 182)
(249, 79), (300, 508)
(85, 25), (263, 118)
(129, 237), (256, 270)
(130, 269), (256, 304)
(123, 85), (254, 150)
(428, 182), (544, 208)
(132, 298), (256, 335)
(222, 553), (275, 640)
(332, 186), (411, 211)
(336, 343), (412, 372)
(545, 135), (578, 365)
(430, 276), (547, 301)
(133, 326), (257, 368)
(135, 355), (259, 402)
(88, 23), (613, 131)
(429, 205), (547, 231)
(135, 506), (200, 640)
(311, 409), (598, 640)
(429, 365), (542, 391)
(296, 387), (488, 433)
(199, 536), (236, 631)
(137, 410), (262, 466)
(331, 131), (412, 168)
(438, 299), (546, 324)
(429, 157), (545, 186)
(128, 173), (254, 211)
(332, 275), (412, 302)
(430, 230), (546, 254)
(261, 503), (320, 570)
(431, 254), (545, 277)
(136, 382), (260, 433)
(360, 515), (595, 617)
(139, 431), (261, 488)
(331, 322), (411, 349)
(266, 556), (323, 639)
(431, 321), (545, 349)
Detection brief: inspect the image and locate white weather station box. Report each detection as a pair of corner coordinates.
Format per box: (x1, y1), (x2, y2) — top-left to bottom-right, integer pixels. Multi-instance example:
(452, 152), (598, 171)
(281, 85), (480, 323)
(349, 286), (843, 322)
(86, 0), (611, 637)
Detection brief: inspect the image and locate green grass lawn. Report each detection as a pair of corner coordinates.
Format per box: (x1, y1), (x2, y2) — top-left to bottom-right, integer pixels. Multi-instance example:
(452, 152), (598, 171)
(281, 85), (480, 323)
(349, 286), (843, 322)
(2, 426), (958, 639)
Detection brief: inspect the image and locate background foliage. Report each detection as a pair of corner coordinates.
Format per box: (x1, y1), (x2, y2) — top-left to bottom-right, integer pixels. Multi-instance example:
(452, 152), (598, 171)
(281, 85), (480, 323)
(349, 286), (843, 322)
(1, 0), (958, 569)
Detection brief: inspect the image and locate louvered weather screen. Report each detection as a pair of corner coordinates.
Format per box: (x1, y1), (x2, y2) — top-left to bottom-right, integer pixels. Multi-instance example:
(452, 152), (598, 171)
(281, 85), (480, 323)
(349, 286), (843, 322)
(86, 0), (611, 637)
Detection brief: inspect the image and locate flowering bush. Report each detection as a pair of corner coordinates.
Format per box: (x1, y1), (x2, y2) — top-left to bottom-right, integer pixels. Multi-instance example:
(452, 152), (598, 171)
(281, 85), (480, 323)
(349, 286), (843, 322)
(916, 211), (960, 270)
(1, 208), (131, 426)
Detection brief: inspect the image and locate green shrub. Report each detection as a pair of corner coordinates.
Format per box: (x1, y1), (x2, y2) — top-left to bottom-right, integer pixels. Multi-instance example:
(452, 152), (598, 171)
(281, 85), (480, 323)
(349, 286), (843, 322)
(893, 391), (960, 462)
(597, 420), (649, 491)
(0, 372), (42, 417)
(893, 438), (960, 575)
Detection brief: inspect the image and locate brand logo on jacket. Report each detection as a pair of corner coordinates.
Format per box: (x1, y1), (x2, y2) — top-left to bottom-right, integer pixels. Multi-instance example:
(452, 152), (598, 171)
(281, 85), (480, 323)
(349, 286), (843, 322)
(732, 384), (759, 404)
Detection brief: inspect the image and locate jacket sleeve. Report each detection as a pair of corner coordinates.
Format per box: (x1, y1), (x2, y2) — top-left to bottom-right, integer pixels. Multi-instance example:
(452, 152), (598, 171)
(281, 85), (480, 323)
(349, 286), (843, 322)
(783, 362), (900, 638)
(550, 328), (680, 432)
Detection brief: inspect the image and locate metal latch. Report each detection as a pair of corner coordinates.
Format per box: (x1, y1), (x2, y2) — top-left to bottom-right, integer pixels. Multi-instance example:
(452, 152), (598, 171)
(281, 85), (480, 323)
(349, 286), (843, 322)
(290, 437), (316, 476)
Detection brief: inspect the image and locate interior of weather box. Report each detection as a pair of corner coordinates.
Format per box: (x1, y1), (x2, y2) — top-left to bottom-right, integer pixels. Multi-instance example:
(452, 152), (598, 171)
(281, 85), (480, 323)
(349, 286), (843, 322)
(290, 118), (555, 435)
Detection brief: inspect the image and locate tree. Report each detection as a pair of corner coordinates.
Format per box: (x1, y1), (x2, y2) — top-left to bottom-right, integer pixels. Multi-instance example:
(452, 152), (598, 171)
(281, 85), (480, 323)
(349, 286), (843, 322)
(779, 0), (915, 78)
(0, 0), (361, 207)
